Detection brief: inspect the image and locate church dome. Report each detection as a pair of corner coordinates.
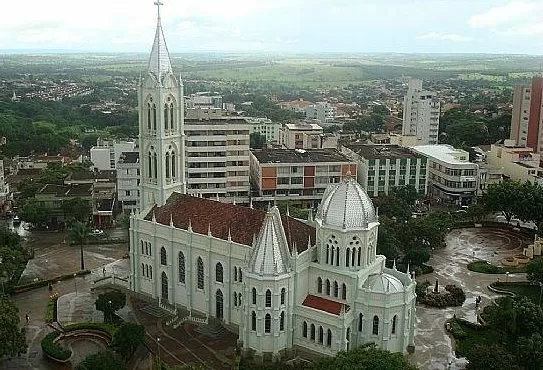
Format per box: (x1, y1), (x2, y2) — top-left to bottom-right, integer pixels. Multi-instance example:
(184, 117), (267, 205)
(363, 273), (404, 293)
(316, 176), (377, 229)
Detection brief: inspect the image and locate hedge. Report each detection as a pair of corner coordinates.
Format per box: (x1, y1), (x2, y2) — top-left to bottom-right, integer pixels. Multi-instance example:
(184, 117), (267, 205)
(64, 322), (119, 338)
(14, 270), (91, 293)
(45, 296), (58, 324)
(41, 331), (71, 361)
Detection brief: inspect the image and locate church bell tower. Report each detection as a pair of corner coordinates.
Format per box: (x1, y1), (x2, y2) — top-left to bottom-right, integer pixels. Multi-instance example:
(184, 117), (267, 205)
(138, 1), (186, 209)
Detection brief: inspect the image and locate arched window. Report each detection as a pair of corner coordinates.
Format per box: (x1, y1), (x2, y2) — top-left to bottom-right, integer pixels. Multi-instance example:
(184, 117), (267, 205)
(233, 292), (237, 307)
(239, 268), (243, 282)
(152, 104), (157, 131)
(333, 281), (339, 297)
(358, 247), (362, 266)
(342, 283), (347, 300)
(147, 152), (152, 178)
(372, 315), (379, 335)
(318, 326), (324, 344)
(178, 252), (185, 283)
(326, 245), (329, 264)
(358, 313), (363, 332)
(141, 263), (145, 276)
(161, 271), (168, 300)
(165, 152), (170, 178)
(335, 247), (340, 266)
(215, 289), (223, 319)
(327, 329), (332, 347)
(392, 315), (397, 334)
(149, 266), (152, 279)
(317, 277), (322, 293)
(238, 293), (242, 306)
(310, 324), (315, 341)
(326, 279), (331, 295)
(281, 288), (286, 305)
(153, 153), (158, 179)
(171, 152), (176, 178)
(164, 104), (169, 130)
(140, 240), (144, 254)
(330, 246), (334, 265)
(147, 103), (152, 131)
(303, 321), (308, 338)
(234, 266), (238, 281)
(170, 103), (175, 130)
(265, 289), (272, 307)
(160, 247), (167, 266)
(215, 262), (223, 283)
(280, 311), (285, 331)
(346, 248), (350, 267)
(197, 257), (204, 290)
(148, 242), (152, 255)
(352, 248), (356, 267)
(251, 311), (256, 331)
(252, 287), (257, 305)
(265, 314), (271, 333)
(145, 264), (148, 278)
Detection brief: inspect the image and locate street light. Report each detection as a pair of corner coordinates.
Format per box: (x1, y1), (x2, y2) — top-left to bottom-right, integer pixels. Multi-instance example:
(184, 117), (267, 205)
(157, 336), (161, 369)
(108, 300), (112, 323)
(74, 273), (77, 295)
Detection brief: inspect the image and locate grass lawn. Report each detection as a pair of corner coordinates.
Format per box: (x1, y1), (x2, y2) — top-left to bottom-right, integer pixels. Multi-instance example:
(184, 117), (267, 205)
(450, 318), (497, 357)
(493, 282), (543, 305)
(467, 260), (527, 274)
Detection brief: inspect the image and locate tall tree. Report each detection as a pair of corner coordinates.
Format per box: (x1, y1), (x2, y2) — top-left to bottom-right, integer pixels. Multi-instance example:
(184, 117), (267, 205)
(0, 298), (27, 361)
(20, 198), (51, 226)
(482, 180), (523, 223)
(76, 350), (126, 370)
(95, 290), (126, 323)
(68, 221), (90, 271)
(62, 198), (91, 223)
(111, 323), (145, 360)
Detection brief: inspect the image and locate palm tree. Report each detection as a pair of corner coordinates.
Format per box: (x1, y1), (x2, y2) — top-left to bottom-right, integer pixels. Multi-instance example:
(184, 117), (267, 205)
(69, 221), (90, 271)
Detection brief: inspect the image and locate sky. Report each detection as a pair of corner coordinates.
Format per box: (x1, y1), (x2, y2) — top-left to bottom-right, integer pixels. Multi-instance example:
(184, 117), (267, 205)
(1, 0), (543, 54)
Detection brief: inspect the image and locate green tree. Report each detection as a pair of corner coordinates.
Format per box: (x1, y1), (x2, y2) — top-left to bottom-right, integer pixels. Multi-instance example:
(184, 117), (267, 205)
(466, 203), (487, 223)
(482, 180), (524, 223)
(95, 290), (126, 323)
(517, 333), (543, 370)
(0, 298), (27, 360)
(20, 198), (51, 226)
(465, 344), (519, 370)
(527, 258), (543, 285)
(0, 228), (30, 288)
(250, 132), (266, 149)
(312, 343), (417, 370)
(75, 350), (126, 370)
(68, 221), (90, 271)
(62, 198), (91, 223)
(112, 322), (145, 360)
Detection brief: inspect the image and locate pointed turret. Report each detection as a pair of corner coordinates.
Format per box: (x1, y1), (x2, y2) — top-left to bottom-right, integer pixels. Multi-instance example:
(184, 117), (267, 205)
(147, 1), (173, 84)
(248, 206), (291, 276)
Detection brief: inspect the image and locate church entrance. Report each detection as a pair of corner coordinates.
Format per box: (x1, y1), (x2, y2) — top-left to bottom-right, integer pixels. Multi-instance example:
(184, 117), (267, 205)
(161, 272), (169, 301)
(216, 289), (223, 320)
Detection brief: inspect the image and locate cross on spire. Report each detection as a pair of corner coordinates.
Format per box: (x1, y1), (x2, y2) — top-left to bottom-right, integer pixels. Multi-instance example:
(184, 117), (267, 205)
(154, 1), (164, 18)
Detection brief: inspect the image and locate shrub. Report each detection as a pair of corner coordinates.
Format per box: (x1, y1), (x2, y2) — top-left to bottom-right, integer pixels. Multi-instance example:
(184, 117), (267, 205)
(450, 321), (467, 339)
(41, 331), (71, 361)
(111, 323), (145, 360)
(44, 297), (58, 324)
(446, 284), (466, 306)
(64, 322), (118, 337)
(76, 350), (126, 370)
(418, 285), (466, 308)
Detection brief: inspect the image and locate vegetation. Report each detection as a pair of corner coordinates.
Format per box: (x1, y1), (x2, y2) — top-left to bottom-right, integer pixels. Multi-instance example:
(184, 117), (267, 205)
(95, 290), (126, 323)
(250, 132), (265, 149)
(45, 295), (58, 323)
(76, 350), (126, 370)
(0, 228), (31, 293)
(527, 258), (543, 285)
(416, 282), (466, 308)
(111, 323), (145, 360)
(468, 260), (527, 274)
(41, 331), (71, 361)
(0, 298), (27, 361)
(68, 221), (90, 271)
(492, 282), (543, 306)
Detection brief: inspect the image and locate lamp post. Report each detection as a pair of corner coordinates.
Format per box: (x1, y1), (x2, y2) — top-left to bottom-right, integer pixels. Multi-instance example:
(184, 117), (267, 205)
(505, 271), (509, 283)
(108, 300), (112, 323)
(74, 273), (77, 295)
(157, 336), (161, 369)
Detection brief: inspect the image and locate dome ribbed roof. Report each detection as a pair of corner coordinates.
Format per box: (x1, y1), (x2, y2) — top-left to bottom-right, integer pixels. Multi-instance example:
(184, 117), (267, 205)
(316, 177), (377, 229)
(363, 273), (404, 293)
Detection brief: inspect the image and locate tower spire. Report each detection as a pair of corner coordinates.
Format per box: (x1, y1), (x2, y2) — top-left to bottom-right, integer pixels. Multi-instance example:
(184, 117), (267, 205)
(148, 0), (173, 83)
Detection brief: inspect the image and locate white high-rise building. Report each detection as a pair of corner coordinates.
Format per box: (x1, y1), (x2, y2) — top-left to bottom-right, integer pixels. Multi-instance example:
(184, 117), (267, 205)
(402, 79), (440, 145)
(137, 3), (186, 209)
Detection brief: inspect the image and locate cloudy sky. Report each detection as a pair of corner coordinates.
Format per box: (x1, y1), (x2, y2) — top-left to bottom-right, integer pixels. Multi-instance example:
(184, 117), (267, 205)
(1, 0), (543, 54)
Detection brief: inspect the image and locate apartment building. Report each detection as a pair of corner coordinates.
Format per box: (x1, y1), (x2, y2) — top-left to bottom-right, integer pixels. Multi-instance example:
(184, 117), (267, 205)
(510, 77), (543, 152)
(117, 152), (140, 213)
(280, 122), (323, 149)
(249, 148), (357, 208)
(411, 145), (478, 205)
(402, 79), (440, 145)
(306, 102), (336, 123)
(246, 117), (282, 144)
(185, 111), (250, 204)
(487, 141), (543, 184)
(341, 144), (428, 197)
(90, 138), (136, 171)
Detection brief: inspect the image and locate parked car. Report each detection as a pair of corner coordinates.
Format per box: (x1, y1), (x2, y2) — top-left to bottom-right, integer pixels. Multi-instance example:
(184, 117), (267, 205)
(90, 229), (105, 237)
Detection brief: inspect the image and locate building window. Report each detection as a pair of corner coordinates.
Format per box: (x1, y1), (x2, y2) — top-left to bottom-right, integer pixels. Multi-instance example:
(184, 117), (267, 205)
(149, 266), (152, 279)
(252, 287), (257, 305)
(265, 289), (272, 307)
(215, 262), (223, 283)
(326, 279), (331, 295)
(333, 281), (338, 297)
(140, 240), (144, 254)
(251, 312), (256, 331)
(392, 315), (397, 334)
(342, 283), (347, 300)
(346, 248), (350, 267)
(265, 314), (271, 333)
(160, 247), (167, 266)
(238, 293), (242, 306)
(317, 277), (322, 293)
(234, 266), (237, 282)
(310, 324), (315, 341)
(234, 292), (238, 307)
(239, 268), (243, 282)
(281, 288), (286, 305)
(336, 247), (339, 266)
(197, 257), (204, 290)
(178, 252), (185, 283)
(280, 311), (285, 331)
(372, 315), (379, 335)
(141, 263), (145, 277)
(303, 321), (308, 338)
(327, 329), (332, 347)
(358, 313), (363, 332)
(318, 326), (324, 344)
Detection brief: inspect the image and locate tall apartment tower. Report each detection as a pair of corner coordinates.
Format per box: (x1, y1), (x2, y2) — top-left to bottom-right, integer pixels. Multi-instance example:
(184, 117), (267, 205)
(402, 79), (440, 145)
(138, 2), (186, 209)
(510, 76), (543, 153)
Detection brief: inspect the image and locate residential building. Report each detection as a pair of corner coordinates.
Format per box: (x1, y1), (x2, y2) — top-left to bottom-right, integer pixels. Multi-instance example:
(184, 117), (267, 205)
(487, 140), (543, 184)
(341, 144), (428, 197)
(246, 117), (282, 144)
(510, 77), (543, 152)
(185, 113), (250, 204)
(411, 145), (478, 205)
(90, 139), (136, 171)
(306, 102), (336, 123)
(117, 152), (140, 213)
(402, 79), (440, 145)
(35, 183), (93, 226)
(129, 6), (416, 360)
(250, 148), (357, 208)
(185, 93), (223, 109)
(280, 123), (323, 149)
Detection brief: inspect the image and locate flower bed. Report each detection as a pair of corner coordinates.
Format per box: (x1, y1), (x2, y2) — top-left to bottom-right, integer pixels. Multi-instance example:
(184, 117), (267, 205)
(41, 331), (71, 362)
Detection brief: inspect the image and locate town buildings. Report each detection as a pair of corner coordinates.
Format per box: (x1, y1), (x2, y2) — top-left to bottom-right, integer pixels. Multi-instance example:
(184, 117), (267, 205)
(411, 145), (478, 205)
(90, 139), (137, 171)
(402, 79), (440, 145)
(246, 117), (282, 144)
(510, 77), (543, 153)
(249, 148), (357, 208)
(306, 102), (337, 123)
(129, 4), (416, 361)
(486, 140), (543, 184)
(280, 123), (323, 149)
(341, 144), (428, 197)
(117, 152), (140, 213)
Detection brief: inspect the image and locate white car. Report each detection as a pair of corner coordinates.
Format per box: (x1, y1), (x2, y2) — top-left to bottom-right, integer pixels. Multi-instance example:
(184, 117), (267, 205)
(90, 229), (105, 236)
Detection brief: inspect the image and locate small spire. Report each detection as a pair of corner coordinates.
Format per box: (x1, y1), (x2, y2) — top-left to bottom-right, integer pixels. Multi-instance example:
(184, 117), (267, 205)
(307, 208), (313, 222)
(249, 198), (253, 209)
(207, 223), (212, 236)
(387, 280), (390, 293)
(252, 233), (257, 247)
(216, 193), (220, 202)
(228, 227), (232, 242)
(307, 235), (311, 249)
(376, 207), (379, 218)
(286, 202), (290, 216)
(188, 218), (192, 232)
(393, 259), (396, 270)
(233, 198), (236, 205)
(152, 211), (156, 223)
(169, 213), (173, 226)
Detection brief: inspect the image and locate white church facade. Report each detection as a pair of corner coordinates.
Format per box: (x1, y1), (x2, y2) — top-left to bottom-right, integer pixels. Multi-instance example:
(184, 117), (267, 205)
(129, 2), (416, 361)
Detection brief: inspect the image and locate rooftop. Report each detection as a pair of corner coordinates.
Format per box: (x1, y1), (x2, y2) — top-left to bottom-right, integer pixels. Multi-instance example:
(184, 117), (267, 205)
(302, 294), (350, 316)
(411, 145), (475, 165)
(69, 170), (116, 181)
(285, 123), (322, 131)
(184, 116), (250, 126)
(345, 144), (423, 160)
(145, 193), (315, 251)
(38, 183), (93, 197)
(118, 152), (139, 164)
(251, 148), (352, 164)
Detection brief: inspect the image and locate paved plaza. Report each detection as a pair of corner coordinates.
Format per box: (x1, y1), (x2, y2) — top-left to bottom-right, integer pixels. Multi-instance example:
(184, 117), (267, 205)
(1, 226), (534, 370)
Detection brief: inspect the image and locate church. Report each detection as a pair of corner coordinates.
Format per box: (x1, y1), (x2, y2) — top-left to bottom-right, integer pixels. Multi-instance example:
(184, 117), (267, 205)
(129, 2), (416, 361)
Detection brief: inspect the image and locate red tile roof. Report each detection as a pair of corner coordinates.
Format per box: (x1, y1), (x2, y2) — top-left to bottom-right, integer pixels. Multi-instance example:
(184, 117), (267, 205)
(144, 193), (315, 252)
(302, 295), (350, 316)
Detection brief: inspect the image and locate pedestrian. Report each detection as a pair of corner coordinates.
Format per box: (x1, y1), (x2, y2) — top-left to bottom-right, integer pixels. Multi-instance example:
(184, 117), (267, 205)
(103, 267), (106, 277)
(48, 282), (52, 292)
(25, 313), (29, 324)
